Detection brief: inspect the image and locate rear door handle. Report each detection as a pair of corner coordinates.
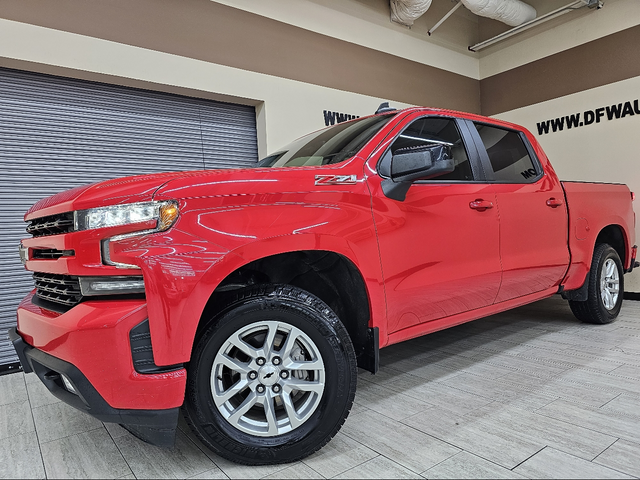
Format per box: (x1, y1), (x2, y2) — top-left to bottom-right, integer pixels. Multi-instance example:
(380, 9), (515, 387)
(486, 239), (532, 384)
(546, 197), (563, 208)
(469, 199), (494, 212)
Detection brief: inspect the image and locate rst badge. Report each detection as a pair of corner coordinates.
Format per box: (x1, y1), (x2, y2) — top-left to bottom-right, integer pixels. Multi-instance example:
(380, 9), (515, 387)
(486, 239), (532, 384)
(18, 243), (28, 265)
(314, 174), (358, 186)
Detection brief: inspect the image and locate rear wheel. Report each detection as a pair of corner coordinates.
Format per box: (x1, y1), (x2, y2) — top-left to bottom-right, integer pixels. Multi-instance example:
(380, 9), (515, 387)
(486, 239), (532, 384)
(569, 243), (624, 324)
(183, 285), (357, 465)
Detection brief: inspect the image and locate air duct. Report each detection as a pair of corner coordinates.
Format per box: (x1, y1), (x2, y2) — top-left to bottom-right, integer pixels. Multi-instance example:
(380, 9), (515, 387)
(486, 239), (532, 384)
(460, 0), (536, 27)
(469, 0), (602, 52)
(390, 0), (433, 26)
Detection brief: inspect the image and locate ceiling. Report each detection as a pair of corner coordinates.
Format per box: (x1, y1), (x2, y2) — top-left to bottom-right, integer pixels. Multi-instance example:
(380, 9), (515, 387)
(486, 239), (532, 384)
(327, 0), (612, 56)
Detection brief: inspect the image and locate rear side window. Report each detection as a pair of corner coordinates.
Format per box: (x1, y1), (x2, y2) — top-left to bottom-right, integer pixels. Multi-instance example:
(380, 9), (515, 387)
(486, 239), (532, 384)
(474, 123), (538, 183)
(388, 117), (474, 181)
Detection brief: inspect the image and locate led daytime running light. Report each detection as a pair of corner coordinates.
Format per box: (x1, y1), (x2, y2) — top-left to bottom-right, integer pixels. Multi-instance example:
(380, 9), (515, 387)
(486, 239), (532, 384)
(75, 201), (179, 231)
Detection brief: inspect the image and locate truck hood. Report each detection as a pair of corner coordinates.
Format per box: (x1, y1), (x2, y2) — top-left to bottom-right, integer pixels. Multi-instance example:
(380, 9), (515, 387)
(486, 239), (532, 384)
(25, 170), (204, 220)
(152, 164), (352, 201)
(25, 161), (358, 220)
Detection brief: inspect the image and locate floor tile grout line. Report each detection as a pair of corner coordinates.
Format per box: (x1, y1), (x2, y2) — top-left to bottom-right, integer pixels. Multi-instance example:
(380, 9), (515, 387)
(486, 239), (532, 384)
(389, 417), (468, 462)
(599, 392), (623, 408)
(336, 424), (439, 475)
(338, 427), (387, 457)
(377, 452), (425, 477)
(417, 449), (462, 476)
(103, 423), (137, 480)
(456, 448), (531, 474)
(23, 373), (48, 479)
(533, 407), (633, 445)
(587, 438), (640, 478)
(589, 437), (620, 462)
(36, 424), (105, 446)
(516, 443), (638, 479)
(299, 457), (329, 479)
(326, 454), (381, 479)
(509, 445), (546, 471)
(526, 440), (619, 467)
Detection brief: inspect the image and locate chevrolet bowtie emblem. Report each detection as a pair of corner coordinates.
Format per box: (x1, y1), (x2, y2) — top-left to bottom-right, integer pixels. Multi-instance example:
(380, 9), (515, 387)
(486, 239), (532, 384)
(314, 174), (358, 186)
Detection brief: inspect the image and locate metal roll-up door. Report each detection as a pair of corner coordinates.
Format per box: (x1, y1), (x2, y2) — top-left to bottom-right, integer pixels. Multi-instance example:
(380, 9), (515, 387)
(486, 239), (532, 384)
(0, 67), (258, 368)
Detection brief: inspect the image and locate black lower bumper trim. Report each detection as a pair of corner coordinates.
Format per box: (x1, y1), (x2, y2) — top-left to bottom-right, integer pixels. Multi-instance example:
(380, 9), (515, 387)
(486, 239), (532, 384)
(8, 327), (33, 374)
(8, 327), (178, 447)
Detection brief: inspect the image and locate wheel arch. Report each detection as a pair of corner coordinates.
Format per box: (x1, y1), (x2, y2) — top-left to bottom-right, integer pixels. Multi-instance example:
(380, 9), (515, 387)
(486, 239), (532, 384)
(191, 236), (384, 373)
(199, 250), (377, 373)
(595, 224), (627, 266)
(563, 223), (628, 301)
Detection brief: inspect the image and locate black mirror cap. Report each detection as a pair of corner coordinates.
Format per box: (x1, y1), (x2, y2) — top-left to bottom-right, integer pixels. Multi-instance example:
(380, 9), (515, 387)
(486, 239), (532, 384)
(382, 144), (455, 201)
(390, 145), (433, 182)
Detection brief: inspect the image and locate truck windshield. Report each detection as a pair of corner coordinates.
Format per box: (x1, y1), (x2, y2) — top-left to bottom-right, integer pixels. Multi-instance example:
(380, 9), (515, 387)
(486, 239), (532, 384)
(256, 114), (397, 168)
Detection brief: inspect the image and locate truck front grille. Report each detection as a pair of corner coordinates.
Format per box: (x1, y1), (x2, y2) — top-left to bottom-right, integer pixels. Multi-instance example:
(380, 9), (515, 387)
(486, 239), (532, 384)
(26, 212), (74, 237)
(33, 272), (82, 307)
(32, 249), (75, 260)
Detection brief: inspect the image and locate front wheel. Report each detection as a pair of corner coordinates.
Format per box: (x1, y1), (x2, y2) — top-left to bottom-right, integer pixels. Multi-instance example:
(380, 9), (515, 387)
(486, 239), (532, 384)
(569, 243), (624, 324)
(183, 285), (357, 465)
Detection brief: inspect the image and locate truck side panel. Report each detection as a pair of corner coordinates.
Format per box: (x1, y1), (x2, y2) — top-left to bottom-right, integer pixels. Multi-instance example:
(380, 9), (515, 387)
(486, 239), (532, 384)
(561, 181), (635, 290)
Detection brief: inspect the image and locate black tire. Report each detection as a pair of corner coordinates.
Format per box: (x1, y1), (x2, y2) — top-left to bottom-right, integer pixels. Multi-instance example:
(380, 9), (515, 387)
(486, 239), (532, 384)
(183, 284), (357, 465)
(569, 243), (624, 324)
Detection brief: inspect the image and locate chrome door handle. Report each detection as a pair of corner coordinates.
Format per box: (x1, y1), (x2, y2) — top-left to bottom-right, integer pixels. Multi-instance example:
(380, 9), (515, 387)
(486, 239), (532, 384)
(546, 197), (563, 208)
(469, 199), (494, 212)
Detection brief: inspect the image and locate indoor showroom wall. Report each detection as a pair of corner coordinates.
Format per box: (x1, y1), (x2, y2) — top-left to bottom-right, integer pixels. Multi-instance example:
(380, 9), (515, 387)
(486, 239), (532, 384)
(0, 18), (415, 159)
(495, 75), (640, 292)
(1, 1), (638, 296)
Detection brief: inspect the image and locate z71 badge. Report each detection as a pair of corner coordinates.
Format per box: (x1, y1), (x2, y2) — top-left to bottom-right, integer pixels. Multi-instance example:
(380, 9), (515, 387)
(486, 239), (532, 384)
(314, 174), (358, 186)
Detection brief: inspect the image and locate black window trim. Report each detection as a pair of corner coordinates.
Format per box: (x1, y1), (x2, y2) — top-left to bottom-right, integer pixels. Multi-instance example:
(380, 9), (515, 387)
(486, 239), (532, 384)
(466, 119), (544, 184)
(375, 114), (489, 184)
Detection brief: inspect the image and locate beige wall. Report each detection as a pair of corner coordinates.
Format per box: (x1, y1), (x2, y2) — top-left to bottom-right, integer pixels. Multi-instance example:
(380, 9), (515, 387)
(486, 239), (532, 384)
(479, 0), (640, 78)
(213, 0), (480, 78)
(495, 75), (640, 292)
(0, 0), (481, 114)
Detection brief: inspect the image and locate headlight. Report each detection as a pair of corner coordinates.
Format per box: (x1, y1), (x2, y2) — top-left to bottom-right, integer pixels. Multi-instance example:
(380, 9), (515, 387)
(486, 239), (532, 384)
(75, 201), (179, 232)
(74, 201), (179, 269)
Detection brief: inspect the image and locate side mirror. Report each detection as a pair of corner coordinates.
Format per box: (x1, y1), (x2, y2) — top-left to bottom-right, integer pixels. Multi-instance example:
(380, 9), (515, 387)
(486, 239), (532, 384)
(382, 144), (455, 201)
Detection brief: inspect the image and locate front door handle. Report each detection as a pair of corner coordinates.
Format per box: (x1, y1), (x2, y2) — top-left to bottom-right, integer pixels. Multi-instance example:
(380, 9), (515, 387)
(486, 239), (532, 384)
(469, 199), (494, 212)
(546, 197), (563, 208)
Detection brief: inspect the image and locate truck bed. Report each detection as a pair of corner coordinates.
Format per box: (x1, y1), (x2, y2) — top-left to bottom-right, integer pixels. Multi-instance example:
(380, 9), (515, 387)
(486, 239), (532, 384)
(561, 181), (635, 290)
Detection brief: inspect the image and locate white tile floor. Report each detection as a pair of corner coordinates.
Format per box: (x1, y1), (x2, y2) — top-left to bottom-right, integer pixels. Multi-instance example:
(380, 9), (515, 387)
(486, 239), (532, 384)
(2, 295), (640, 479)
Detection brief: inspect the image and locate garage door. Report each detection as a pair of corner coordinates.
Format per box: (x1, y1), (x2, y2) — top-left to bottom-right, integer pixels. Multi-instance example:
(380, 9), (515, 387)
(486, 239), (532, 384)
(0, 67), (259, 368)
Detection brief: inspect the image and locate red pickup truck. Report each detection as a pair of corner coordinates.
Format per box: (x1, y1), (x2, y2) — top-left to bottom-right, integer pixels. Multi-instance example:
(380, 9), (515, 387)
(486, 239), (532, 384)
(10, 106), (637, 465)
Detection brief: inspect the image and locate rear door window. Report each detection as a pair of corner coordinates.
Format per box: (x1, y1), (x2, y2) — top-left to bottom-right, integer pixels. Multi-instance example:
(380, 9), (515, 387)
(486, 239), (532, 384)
(473, 123), (539, 183)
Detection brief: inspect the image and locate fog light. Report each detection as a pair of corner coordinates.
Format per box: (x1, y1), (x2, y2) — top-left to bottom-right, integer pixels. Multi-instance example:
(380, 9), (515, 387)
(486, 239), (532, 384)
(61, 374), (77, 395)
(79, 276), (145, 296)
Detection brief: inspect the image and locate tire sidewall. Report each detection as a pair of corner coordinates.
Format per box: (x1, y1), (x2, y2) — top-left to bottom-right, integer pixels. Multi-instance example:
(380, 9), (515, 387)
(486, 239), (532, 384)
(594, 245), (624, 321)
(185, 287), (355, 463)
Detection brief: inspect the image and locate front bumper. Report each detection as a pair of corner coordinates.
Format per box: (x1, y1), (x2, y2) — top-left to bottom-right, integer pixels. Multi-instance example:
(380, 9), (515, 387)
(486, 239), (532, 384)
(9, 328), (178, 446)
(11, 293), (188, 446)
